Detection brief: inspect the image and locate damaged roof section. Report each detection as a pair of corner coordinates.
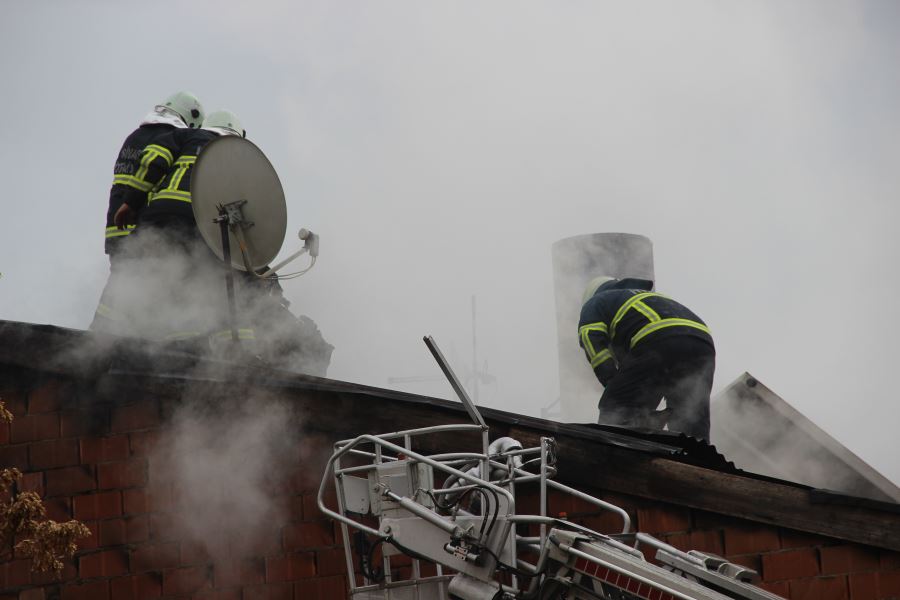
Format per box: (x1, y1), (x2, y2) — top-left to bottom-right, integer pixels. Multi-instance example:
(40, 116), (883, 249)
(711, 372), (900, 504)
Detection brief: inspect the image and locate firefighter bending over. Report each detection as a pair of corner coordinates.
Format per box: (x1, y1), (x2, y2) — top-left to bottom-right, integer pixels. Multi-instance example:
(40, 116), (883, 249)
(578, 277), (715, 440)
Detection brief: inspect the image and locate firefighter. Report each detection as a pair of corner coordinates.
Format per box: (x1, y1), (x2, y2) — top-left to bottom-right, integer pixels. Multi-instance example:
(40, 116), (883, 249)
(90, 91), (204, 332)
(578, 277), (715, 439)
(136, 110), (333, 371)
(131, 110), (250, 344)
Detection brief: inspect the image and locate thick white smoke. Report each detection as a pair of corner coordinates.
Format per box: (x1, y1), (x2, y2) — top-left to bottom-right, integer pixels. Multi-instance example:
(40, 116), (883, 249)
(149, 392), (296, 558)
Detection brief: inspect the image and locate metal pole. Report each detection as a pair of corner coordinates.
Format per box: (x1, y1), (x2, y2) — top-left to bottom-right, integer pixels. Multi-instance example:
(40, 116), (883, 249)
(217, 212), (240, 343)
(423, 336), (487, 429)
(471, 295), (478, 405)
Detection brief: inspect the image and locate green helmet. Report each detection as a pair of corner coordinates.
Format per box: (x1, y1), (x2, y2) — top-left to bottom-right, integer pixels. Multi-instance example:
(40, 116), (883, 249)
(202, 110), (246, 138)
(157, 91), (204, 128)
(582, 276), (617, 305)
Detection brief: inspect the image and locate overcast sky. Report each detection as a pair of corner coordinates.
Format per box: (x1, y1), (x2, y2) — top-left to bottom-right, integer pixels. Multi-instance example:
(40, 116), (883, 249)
(1, 1), (899, 484)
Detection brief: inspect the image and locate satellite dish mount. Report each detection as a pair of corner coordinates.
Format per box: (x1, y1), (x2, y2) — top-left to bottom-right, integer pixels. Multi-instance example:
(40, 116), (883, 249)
(191, 136), (320, 345)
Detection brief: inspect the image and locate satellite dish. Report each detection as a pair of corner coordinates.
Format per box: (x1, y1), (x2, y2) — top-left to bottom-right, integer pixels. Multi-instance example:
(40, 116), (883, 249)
(191, 136), (287, 271)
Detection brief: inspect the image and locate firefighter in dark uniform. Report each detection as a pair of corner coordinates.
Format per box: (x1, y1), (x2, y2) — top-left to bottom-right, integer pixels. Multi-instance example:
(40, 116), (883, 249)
(578, 277), (715, 439)
(90, 91), (204, 331)
(135, 110), (333, 372)
(132, 110), (250, 344)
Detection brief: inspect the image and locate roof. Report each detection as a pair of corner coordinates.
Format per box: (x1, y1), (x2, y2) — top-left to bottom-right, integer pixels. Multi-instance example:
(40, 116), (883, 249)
(2, 319), (899, 551)
(710, 372), (900, 503)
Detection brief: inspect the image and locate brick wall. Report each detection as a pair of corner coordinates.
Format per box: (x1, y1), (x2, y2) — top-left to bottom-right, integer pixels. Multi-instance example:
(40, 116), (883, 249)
(517, 489), (900, 600)
(1, 373), (899, 600)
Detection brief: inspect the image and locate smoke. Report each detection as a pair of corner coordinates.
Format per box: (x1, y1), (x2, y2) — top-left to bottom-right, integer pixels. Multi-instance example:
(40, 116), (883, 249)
(2, 1), (899, 483)
(90, 224), (331, 376)
(710, 375), (900, 502)
(148, 389), (297, 558)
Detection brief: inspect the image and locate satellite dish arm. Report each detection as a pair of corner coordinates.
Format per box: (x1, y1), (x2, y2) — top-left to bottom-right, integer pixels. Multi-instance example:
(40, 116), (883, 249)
(257, 229), (319, 278)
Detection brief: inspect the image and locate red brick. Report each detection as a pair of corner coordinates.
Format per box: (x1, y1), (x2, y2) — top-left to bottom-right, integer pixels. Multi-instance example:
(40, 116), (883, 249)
(123, 488), (149, 515)
(79, 548), (129, 578)
(72, 490), (122, 520)
(285, 495), (305, 523)
(111, 402), (160, 433)
(98, 458), (147, 489)
(789, 576), (849, 600)
(43, 496), (71, 521)
(820, 545), (881, 575)
(30, 559), (76, 585)
(109, 573), (162, 600)
(126, 514), (150, 543)
(60, 410), (105, 438)
(230, 526), (282, 559)
(849, 572), (878, 600)
(147, 483), (176, 512)
(665, 529), (724, 555)
(149, 512), (177, 541)
(265, 553), (316, 582)
(880, 571), (900, 596)
(546, 492), (577, 517)
(0, 559), (31, 589)
(577, 510), (630, 535)
(10, 413), (59, 444)
(181, 540), (213, 566)
(515, 491), (540, 515)
(162, 565), (211, 596)
(758, 580), (790, 597)
(0, 391), (27, 416)
(779, 528), (831, 549)
(193, 589), (241, 600)
(129, 430), (160, 457)
(28, 380), (68, 413)
(80, 435), (131, 464)
(881, 549), (900, 570)
(0, 445), (28, 470)
(45, 465), (96, 496)
(723, 524), (781, 556)
(19, 588), (45, 600)
(762, 548), (820, 581)
(0, 423), (9, 445)
(20, 472), (44, 496)
(29, 438), (79, 470)
(131, 541), (181, 572)
(316, 547), (348, 576)
(301, 494), (319, 522)
(213, 557), (265, 588)
(242, 583), (293, 600)
(294, 575), (348, 600)
(284, 520), (334, 550)
(99, 518), (127, 546)
(61, 579), (110, 600)
(302, 488), (335, 519)
(78, 520), (99, 550)
(636, 505), (691, 534)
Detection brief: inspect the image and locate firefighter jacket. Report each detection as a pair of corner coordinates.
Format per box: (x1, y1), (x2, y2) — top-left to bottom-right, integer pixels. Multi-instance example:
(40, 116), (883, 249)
(105, 123), (182, 255)
(578, 278), (713, 387)
(139, 129), (219, 226)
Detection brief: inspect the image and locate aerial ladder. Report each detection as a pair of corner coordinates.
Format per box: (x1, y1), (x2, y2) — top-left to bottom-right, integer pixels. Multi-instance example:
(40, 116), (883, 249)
(317, 338), (785, 600)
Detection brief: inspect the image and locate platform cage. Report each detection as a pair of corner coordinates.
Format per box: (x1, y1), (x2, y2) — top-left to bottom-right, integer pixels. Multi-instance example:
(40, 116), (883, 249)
(317, 423), (783, 600)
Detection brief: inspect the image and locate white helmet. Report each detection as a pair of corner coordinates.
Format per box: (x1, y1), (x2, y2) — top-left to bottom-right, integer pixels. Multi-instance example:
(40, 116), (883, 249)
(202, 110), (245, 138)
(155, 91), (204, 129)
(582, 276), (617, 305)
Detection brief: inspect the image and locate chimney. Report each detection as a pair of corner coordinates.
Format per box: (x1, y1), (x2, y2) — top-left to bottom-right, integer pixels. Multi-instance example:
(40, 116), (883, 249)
(550, 233), (654, 422)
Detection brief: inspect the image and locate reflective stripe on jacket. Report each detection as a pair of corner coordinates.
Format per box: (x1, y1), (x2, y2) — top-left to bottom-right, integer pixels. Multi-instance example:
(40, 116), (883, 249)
(141, 129), (218, 225)
(105, 123), (180, 254)
(578, 288), (712, 385)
